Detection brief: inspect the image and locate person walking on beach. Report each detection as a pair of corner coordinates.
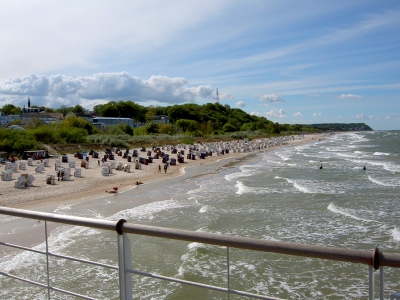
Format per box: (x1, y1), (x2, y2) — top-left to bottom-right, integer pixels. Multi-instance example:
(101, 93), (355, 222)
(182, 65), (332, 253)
(164, 162), (169, 173)
(158, 164), (161, 173)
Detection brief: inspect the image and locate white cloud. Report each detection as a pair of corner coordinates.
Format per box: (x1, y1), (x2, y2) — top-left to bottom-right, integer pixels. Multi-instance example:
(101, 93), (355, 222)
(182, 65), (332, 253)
(313, 112), (322, 117)
(292, 112), (302, 117)
(308, 93), (320, 97)
(236, 101), (245, 108)
(385, 116), (391, 120)
(355, 113), (372, 120)
(0, 72), (214, 108)
(220, 93), (233, 100)
(339, 94), (362, 99)
(250, 111), (262, 117)
(259, 93), (285, 103)
(265, 109), (286, 118)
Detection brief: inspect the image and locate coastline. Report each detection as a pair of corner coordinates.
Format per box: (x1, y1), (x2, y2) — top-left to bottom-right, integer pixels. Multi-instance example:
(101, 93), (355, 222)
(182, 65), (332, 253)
(0, 134), (322, 212)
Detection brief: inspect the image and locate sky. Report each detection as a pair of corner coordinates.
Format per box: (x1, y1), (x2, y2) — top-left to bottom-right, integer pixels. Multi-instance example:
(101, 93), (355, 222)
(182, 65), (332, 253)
(0, 1), (399, 130)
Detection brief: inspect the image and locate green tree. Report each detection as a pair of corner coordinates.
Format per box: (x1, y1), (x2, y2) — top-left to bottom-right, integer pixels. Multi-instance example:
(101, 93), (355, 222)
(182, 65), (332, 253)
(241, 123), (256, 131)
(145, 122), (159, 134)
(1, 104), (21, 115)
(27, 117), (44, 129)
(158, 123), (174, 134)
(176, 119), (198, 133)
(223, 123), (237, 132)
(145, 106), (156, 123)
(71, 104), (88, 115)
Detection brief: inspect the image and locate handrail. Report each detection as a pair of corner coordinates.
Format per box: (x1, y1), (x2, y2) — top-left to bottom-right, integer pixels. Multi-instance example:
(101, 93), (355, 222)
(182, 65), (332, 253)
(2, 206), (400, 270)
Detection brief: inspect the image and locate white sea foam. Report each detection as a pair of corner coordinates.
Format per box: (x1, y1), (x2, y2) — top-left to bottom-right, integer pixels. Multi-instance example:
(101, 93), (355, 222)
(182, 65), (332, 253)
(291, 180), (312, 193)
(225, 171), (252, 181)
(199, 205), (210, 213)
(275, 152), (291, 161)
(373, 152), (391, 156)
(327, 203), (374, 223)
(112, 200), (187, 221)
(359, 159), (400, 173)
(275, 177), (342, 194)
(224, 165), (259, 181)
(347, 132), (369, 144)
(235, 181), (272, 195)
(392, 227), (400, 242)
(368, 176), (398, 187)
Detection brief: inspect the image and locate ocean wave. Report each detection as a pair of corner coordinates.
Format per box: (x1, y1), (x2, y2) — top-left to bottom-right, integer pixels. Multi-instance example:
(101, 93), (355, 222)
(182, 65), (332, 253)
(0, 225), (101, 273)
(224, 172), (256, 181)
(275, 152), (291, 161)
(347, 132), (369, 144)
(373, 152), (391, 156)
(368, 176), (399, 187)
(112, 200), (187, 221)
(199, 205), (211, 213)
(235, 181), (272, 195)
(357, 159), (400, 173)
(327, 203), (374, 223)
(275, 177), (343, 194)
(224, 166), (259, 182)
(392, 227), (400, 242)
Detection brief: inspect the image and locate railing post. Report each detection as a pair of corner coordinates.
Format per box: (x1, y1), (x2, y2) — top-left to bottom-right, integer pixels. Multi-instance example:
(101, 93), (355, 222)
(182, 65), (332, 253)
(45, 221), (51, 300)
(380, 267), (384, 300)
(118, 232), (132, 300)
(227, 247), (230, 300)
(369, 265), (374, 300)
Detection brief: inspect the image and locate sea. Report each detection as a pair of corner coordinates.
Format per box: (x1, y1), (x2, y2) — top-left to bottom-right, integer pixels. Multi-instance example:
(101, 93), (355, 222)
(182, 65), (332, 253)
(1, 130), (399, 299)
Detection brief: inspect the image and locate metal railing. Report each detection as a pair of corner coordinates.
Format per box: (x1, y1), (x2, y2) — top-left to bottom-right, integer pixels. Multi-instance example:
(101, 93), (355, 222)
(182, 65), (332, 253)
(1, 206), (400, 300)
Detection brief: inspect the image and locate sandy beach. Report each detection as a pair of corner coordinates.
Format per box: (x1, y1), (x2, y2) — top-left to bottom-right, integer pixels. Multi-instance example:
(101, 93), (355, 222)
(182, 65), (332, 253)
(0, 134), (320, 211)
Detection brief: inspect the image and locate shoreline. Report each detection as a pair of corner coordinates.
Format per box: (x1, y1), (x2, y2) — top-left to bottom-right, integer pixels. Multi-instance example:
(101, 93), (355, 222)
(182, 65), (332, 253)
(0, 134), (323, 212)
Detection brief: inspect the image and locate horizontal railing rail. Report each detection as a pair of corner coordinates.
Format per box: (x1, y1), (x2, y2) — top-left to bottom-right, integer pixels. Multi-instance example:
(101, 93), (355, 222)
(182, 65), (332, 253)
(1, 206), (400, 300)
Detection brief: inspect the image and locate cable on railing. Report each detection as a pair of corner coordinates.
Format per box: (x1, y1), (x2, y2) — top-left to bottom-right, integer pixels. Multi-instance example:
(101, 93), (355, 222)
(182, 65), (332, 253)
(116, 219), (127, 235)
(373, 247), (380, 270)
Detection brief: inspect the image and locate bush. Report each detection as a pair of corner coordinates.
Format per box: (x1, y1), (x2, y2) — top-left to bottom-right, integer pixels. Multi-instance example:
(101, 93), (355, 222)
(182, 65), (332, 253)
(0, 128), (38, 154)
(56, 128), (88, 143)
(32, 126), (60, 144)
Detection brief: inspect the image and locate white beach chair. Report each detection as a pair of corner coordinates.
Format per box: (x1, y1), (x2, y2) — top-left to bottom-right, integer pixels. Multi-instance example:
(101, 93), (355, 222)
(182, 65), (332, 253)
(35, 163), (44, 173)
(14, 176), (27, 188)
(110, 161), (116, 170)
(55, 162), (61, 170)
(44, 158), (50, 167)
(1, 170), (13, 181)
(5, 162), (18, 172)
(69, 161), (76, 168)
(46, 174), (56, 185)
(101, 166), (109, 176)
(62, 168), (71, 181)
(27, 158), (33, 166)
(26, 174), (35, 186)
(123, 164), (131, 173)
(19, 161), (27, 170)
(74, 168), (82, 177)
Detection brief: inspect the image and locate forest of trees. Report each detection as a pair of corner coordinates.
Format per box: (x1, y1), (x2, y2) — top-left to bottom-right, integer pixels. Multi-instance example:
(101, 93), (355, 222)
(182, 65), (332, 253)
(0, 100), (322, 153)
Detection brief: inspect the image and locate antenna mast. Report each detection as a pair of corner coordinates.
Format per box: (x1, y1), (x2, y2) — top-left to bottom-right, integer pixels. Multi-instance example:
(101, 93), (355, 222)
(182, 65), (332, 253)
(216, 88), (219, 103)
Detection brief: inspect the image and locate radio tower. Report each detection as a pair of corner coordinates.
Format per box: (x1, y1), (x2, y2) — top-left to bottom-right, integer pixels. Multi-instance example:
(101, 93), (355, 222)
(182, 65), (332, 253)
(216, 88), (219, 103)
